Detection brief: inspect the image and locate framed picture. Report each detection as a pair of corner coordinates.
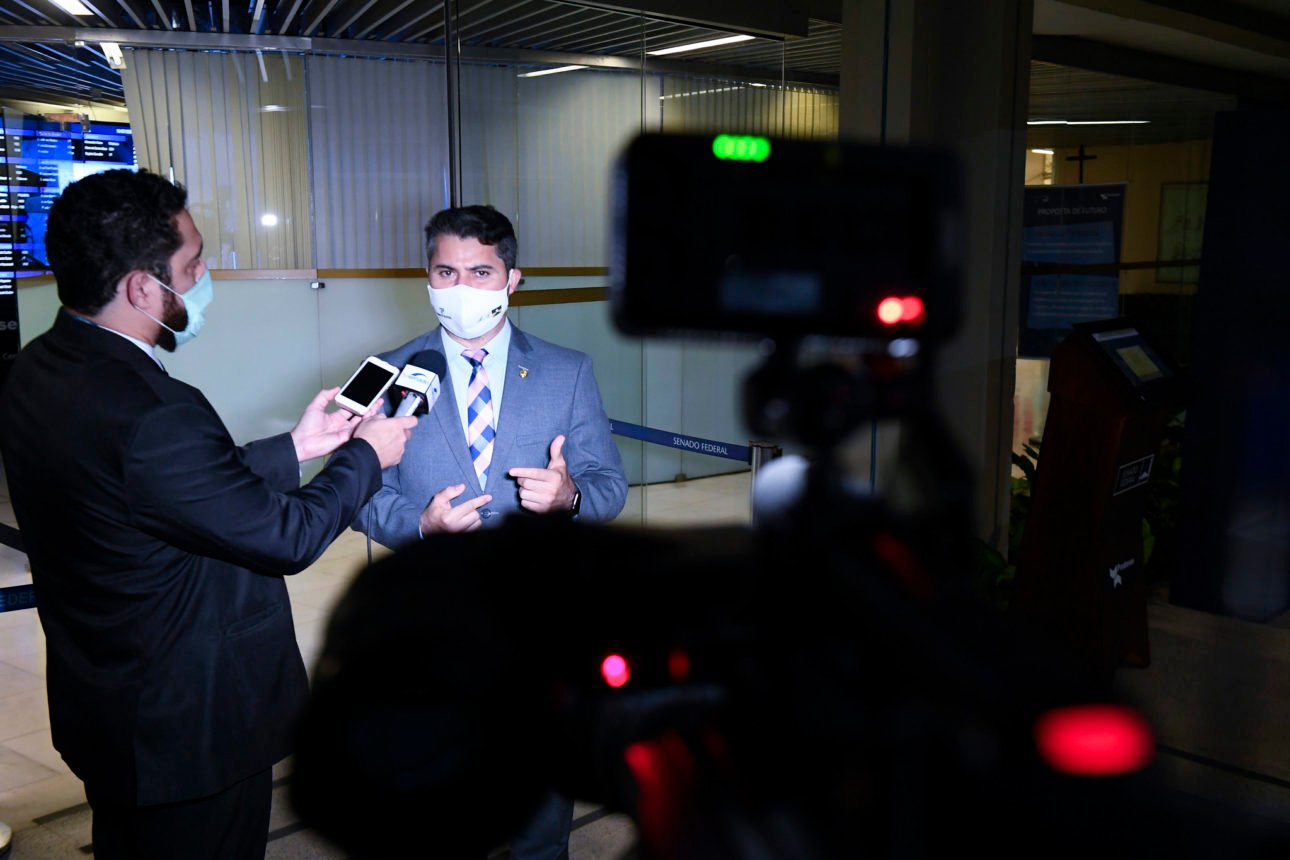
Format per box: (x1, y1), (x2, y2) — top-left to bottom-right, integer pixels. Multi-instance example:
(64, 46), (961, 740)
(1156, 182), (1207, 285)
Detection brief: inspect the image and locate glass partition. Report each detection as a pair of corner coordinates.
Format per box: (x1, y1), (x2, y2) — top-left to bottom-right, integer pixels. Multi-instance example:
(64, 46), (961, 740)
(441, 5), (834, 529)
(6, 7), (838, 528)
(1015, 61), (1230, 592)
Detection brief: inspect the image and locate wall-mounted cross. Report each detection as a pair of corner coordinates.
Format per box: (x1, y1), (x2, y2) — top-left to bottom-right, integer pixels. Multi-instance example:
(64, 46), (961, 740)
(1066, 144), (1097, 184)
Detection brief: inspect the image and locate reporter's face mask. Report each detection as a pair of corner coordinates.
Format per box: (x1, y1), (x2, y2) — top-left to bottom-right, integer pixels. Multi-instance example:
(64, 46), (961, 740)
(428, 281), (509, 340)
(137, 269), (214, 347)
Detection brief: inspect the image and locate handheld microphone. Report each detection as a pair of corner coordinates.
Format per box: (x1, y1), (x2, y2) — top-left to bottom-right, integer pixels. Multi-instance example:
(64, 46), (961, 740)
(393, 351), (445, 417)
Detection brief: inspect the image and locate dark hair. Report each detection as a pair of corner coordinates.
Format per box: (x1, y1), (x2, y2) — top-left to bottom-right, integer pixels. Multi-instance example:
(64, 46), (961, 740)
(45, 169), (189, 314)
(424, 205), (518, 271)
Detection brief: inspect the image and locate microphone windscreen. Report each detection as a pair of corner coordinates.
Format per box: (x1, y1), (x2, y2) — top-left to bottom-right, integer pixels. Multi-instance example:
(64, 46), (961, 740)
(393, 351), (445, 417)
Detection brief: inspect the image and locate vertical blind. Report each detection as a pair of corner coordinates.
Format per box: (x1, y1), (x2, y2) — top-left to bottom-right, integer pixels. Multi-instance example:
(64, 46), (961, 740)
(121, 51), (839, 271)
(307, 56), (451, 269)
(121, 48), (313, 270)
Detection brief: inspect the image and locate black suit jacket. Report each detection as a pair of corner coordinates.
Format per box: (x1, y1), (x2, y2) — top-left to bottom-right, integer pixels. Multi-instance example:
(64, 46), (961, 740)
(0, 310), (381, 805)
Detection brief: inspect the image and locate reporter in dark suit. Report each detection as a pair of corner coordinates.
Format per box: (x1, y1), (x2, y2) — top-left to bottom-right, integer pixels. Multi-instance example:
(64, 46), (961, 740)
(0, 169), (417, 860)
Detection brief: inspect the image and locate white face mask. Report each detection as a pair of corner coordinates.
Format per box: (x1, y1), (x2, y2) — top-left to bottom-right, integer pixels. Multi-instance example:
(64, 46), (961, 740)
(428, 282), (509, 340)
(135, 269), (214, 348)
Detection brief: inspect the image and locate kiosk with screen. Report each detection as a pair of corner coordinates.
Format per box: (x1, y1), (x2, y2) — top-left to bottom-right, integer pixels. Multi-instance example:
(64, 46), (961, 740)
(1013, 318), (1180, 673)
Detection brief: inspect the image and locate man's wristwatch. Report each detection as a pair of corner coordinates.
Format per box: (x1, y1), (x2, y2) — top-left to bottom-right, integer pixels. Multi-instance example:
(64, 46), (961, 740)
(569, 487), (582, 516)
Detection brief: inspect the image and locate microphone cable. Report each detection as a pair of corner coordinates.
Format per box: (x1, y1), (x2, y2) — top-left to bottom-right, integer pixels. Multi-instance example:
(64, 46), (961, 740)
(366, 501), (374, 567)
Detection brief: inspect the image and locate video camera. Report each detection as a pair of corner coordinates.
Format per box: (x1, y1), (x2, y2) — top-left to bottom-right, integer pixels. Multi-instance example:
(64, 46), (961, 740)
(290, 134), (1288, 858)
(614, 133), (961, 452)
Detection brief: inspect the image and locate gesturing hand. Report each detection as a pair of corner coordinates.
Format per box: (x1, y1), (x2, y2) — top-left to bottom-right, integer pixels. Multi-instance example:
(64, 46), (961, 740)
(420, 484), (493, 534)
(508, 435), (576, 515)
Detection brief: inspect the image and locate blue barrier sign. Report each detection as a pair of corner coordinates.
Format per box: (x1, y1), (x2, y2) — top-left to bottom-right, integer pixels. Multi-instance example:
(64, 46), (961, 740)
(609, 420), (750, 463)
(0, 584), (36, 613)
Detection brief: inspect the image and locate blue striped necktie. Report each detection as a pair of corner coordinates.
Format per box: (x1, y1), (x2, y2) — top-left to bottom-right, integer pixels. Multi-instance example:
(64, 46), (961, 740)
(462, 348), (495, 485)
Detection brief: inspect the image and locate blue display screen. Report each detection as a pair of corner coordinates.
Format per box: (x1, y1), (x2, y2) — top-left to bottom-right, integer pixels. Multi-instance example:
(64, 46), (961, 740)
(1, 115), (137, 277)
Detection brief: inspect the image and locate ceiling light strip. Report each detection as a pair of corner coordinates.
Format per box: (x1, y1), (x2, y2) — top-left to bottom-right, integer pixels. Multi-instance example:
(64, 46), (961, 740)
(50, 0), (94, 15)
(646, 33), (755, 56)
(1027, 119), (1149, 125)
(518, 64), (586, 78)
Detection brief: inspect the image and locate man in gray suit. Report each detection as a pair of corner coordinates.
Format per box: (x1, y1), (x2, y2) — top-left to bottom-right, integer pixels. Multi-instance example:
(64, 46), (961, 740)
(355, 203), (627, 859)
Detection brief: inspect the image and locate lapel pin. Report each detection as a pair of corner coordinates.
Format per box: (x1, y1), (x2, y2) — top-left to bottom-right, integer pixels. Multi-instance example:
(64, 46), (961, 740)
(519, 366), (529, 378)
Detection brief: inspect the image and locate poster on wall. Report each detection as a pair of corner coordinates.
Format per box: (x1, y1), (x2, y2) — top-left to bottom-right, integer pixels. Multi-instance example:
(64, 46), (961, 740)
(1019, 183), (1127, 358)
(1156, 181), (1207, 286)
(0, 111), (136, 384)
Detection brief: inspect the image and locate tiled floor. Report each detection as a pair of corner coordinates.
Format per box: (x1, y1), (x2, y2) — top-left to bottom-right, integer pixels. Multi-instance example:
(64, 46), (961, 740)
(0, 471), (754, 858)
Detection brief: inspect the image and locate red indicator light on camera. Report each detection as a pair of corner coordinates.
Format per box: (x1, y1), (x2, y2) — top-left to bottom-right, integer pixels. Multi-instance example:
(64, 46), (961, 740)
(877, 297), (904, 325)
(601, 654), (631, 688)
(876, 295), (925, 326)
(1034, 704), (1155, 776)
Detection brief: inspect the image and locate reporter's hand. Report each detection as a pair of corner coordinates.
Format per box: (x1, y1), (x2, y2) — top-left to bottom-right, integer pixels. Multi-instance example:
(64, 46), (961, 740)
(352, 412), (417, 469)
(290, 387), (364, 463)
(419, 484), (492, 534)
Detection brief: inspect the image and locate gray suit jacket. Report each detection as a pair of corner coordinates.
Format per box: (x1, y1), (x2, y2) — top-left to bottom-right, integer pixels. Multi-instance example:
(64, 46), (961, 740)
(356, 324), (627, 548)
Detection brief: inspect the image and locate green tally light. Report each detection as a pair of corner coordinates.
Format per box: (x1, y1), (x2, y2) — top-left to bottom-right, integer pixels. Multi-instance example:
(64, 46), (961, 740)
(712, 134), (771, 162)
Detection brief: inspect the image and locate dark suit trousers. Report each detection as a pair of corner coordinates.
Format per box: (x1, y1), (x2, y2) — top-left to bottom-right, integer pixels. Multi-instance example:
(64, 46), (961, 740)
(509, 790), (573, 860)
(87, 768), (273, 860)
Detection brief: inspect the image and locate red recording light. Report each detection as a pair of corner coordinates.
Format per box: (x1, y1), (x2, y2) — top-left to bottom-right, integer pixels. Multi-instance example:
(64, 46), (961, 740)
(601, 654), (631, 688)
(1034, 704), (1155, 776)
(876, 295), (925, 326)
(876, 297), (904, 325)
